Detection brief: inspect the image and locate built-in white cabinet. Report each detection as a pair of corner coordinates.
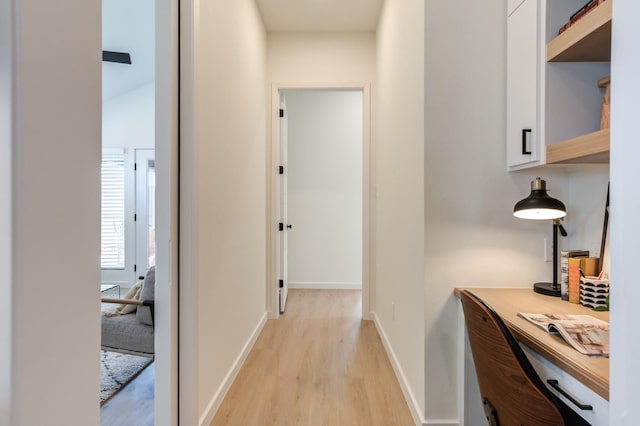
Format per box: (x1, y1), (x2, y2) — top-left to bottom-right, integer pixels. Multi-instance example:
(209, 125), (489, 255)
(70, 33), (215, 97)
(506, 0), (612, 170)
(522, 344), (609, 425)
(506, 0), (544, 170)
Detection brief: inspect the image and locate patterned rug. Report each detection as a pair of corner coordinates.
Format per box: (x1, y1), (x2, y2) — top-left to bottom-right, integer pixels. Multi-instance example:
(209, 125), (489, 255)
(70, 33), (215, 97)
(100, 350), (153, 404)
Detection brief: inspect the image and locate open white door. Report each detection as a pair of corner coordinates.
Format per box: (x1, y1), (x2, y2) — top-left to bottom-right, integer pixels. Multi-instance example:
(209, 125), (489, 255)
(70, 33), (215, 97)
(279, 99), (289, 313)
(135, 149), (156, 280)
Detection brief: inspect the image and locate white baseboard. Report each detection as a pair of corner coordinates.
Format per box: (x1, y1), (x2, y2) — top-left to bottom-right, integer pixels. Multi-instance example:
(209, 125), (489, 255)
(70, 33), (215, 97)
(371, 312), (426, 425)
(372, 312), (460, 426)
(199, 312), (268, 426)
(288, 281), (362, 290)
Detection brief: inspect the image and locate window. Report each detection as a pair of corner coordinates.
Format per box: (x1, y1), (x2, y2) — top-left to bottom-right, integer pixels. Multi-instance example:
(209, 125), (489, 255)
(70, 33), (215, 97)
(101, 149), (126, 269)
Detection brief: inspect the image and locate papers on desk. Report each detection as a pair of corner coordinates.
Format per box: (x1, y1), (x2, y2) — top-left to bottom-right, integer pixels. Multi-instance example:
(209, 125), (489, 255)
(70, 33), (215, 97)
(518, 313), (609, 357)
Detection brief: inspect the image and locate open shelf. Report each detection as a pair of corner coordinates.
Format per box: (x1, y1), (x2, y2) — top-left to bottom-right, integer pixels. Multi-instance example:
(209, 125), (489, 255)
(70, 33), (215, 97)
(547, 0), (612, 62)
(546, 128), (609, 164)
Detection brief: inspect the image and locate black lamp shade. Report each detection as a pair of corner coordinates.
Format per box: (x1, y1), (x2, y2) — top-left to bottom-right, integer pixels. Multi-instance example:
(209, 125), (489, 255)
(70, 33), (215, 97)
(513, 178), (566, 220)
(513, 177), (567, 297)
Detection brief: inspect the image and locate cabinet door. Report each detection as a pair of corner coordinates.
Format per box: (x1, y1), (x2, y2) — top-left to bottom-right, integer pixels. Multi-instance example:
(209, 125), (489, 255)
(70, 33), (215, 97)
(522, 345), (609, 425)
(507, 0), (540, 169)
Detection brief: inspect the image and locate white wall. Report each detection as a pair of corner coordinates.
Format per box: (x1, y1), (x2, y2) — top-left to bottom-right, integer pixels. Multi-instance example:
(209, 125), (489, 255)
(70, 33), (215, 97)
(103, 82), (155, 150)
(375, 0), (426, 422)
(102, 0), (155, 101)
(610, 0), (640, 424)
(180, 0), (267, 423)
(565, 166), (610, 256)
(424, 3), (558, 422)
(268, 32), (376, 84)
(285, 90), (363, 289)
(8, 0), (102, 424)
(0, 0), (12, 422)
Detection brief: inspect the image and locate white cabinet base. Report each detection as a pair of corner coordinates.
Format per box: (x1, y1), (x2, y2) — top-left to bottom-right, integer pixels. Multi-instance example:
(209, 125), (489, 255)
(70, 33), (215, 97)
(522, 344), (609, 425)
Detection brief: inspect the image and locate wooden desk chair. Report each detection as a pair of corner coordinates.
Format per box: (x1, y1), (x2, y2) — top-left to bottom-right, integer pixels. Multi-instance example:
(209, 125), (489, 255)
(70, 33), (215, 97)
(460, 290), (588, 426)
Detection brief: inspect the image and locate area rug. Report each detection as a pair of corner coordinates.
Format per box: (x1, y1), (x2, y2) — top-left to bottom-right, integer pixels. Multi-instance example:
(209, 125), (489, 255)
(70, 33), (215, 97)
(100, 350), (153, 404)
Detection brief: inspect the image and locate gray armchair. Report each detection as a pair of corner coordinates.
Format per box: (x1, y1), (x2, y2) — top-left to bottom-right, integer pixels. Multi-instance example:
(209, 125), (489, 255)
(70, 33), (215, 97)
(101, 266), (155, 356)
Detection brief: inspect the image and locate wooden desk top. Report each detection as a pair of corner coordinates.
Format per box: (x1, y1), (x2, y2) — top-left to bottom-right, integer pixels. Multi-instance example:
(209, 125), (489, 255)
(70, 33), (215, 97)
(454, 287), (609, 400)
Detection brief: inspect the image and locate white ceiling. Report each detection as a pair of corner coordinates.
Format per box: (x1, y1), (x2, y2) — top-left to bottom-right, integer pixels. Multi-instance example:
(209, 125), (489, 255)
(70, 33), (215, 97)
(255, 0), (384, 32)
(102, 0), (154, 102)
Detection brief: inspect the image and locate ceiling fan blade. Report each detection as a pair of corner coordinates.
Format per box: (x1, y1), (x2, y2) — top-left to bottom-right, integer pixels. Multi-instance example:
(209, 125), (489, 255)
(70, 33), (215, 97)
(102, 51), (131, 64)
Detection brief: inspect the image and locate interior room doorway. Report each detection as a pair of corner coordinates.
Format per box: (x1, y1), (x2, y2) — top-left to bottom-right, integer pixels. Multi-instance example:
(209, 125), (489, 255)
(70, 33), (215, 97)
(101, 0), (179, 423)
(270, 84), (371, 320)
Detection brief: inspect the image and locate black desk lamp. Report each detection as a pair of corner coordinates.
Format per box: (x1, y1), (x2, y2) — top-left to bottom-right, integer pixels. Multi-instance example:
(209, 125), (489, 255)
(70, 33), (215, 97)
(513, 177), (567, 297)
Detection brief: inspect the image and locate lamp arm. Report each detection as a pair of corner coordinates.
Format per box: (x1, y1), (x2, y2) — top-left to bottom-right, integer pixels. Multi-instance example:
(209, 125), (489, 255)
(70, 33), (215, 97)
(552, 220), (569, 289)
(554, 219), (568, 237)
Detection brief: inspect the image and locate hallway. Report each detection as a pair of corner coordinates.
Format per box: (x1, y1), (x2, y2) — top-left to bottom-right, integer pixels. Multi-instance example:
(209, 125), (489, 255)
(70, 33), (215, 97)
(211, 289), (414, 425)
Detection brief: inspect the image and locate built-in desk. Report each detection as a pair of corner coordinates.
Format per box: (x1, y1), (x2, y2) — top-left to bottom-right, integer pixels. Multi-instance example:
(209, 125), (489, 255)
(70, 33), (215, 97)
(455, 288), (609, 424)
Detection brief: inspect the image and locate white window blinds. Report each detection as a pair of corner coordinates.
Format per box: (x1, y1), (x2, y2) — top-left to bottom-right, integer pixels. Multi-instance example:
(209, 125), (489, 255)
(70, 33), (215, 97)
(101, 149), (126, 269)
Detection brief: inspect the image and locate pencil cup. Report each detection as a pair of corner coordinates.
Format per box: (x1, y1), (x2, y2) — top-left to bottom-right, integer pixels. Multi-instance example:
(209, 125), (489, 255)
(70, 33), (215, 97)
(579, 277), (609, 309)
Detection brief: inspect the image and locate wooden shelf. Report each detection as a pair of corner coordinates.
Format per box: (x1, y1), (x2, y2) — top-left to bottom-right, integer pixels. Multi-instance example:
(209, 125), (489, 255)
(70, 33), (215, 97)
(547, 0), (612, 62)
(546, 128), (609, 164)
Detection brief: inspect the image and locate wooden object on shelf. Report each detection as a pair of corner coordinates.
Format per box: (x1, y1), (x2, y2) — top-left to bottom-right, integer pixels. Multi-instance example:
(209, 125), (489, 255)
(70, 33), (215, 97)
(569, 257), (582, 304)
(558, 0), (606, 35)
(546, 129), (610, 164)
(547, 0), (612, 62)
(582, 257), (599, 277)
(599, 75), (611, 129)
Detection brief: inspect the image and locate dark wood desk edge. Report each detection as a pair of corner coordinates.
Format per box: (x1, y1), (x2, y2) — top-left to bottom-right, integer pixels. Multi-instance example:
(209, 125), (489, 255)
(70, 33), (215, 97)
(454, 287), (609, 401)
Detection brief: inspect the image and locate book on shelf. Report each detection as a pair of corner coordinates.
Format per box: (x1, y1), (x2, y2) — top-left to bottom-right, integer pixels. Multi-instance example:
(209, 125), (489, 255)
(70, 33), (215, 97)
(558, 0), (607, 35)
(570, 257), (599, 303)
(518, 312), (609, 357)
(560, 250), (589, 302)
(568, 258), (582, 303)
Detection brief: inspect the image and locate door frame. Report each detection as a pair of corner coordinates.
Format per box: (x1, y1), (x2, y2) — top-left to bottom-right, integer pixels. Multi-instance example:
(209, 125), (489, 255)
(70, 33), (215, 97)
(134, 148), (156, 276)
(267, 83), (372, 320)
(154, 0), (179, 423)
(278, 97), (289, 313)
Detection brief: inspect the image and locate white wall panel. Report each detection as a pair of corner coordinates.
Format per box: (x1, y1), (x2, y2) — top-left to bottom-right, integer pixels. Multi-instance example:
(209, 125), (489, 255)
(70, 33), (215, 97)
(182, 0), (268, 420)
(103, 82), (155, 149)
(0, 0), (13, 421)
(610, 0), (640, 424)
(9, 0), (102, 423)
(286, 91), (362, 288)
(268, 32), (375, 84)
(375, 0), (426, 422)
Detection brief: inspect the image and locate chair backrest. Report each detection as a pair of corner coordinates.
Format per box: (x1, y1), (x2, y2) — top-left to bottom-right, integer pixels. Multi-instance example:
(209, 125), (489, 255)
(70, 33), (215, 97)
(460, 290), (564, 426)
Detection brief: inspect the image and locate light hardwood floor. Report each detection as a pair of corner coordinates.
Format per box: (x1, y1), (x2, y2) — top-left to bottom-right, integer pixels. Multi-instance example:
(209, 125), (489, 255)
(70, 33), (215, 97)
(211, 289), (414, 426)
(100, 299), (154, 426)
(100, 362), (154, 426)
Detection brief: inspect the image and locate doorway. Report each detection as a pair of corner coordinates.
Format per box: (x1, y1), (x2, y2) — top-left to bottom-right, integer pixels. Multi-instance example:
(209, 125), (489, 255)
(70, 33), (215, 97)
(101, 0), (178, 423)
(269, 84), (372, 320)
